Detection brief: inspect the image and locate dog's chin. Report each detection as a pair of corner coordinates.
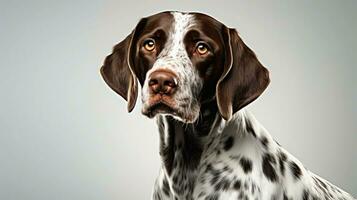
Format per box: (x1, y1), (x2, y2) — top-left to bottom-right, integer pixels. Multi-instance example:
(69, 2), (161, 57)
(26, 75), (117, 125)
(142, 102), (199, 123)
(142, 102), (176, 118)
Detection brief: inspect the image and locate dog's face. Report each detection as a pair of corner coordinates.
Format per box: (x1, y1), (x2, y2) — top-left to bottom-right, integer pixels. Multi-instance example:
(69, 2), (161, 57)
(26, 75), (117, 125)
(101, 11), (270, 123)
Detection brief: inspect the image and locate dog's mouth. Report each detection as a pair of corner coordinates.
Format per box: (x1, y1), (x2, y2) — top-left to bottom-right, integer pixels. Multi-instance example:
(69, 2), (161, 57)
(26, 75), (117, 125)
(142, 97), (199, 123)
(142, 101), (178, 118)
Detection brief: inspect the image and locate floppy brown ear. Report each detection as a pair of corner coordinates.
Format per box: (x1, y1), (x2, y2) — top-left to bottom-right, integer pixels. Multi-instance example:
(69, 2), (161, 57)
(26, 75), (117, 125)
(216, 28), (270, 120)
(100, 19), (146, 112)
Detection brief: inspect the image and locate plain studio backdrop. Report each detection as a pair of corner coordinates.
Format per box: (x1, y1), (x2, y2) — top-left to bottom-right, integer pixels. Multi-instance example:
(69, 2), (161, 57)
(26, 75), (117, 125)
(0, 0), (356, 199)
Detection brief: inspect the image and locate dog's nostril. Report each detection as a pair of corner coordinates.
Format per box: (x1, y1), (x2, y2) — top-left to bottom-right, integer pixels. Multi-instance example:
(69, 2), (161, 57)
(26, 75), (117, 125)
(164, 79), (176, 88)
(149, 79), (159, 86)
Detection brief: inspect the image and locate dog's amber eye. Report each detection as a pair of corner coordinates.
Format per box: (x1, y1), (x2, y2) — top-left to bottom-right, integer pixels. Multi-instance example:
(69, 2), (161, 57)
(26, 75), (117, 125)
(143, 39), (155, 51)
(196, 42), (209, 55)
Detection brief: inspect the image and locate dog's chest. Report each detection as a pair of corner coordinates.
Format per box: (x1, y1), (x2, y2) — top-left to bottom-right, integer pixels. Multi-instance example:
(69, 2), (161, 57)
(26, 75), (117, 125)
(192, 156), (264, 200)
(153, 146), (270, 200)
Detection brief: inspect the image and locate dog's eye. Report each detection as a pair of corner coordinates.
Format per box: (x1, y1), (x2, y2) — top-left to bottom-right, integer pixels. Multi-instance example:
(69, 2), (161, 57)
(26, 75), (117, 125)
(143, 39), (156, 51)
(196, 42), (209, 55)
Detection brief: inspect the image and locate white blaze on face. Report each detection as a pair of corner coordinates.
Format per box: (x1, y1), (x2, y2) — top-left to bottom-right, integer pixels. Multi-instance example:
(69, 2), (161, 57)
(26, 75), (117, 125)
(142, 12), (203, 122)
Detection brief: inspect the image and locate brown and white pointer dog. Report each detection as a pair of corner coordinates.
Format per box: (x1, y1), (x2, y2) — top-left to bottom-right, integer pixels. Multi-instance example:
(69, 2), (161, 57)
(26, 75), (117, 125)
(100, 11), (354, 200)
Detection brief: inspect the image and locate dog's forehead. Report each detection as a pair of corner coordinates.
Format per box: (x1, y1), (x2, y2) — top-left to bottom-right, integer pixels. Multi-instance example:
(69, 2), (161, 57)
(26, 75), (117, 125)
(191, 12), (225, 29)
(140, 11), (174, 35)
(190, 12), (225, 40)
(141, 11), (224, 40)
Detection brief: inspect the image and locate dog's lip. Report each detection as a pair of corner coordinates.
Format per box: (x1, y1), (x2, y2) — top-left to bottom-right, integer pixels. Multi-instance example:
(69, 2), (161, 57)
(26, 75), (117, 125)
(142, 101), (178, 118)
(142, 101), (198, 123)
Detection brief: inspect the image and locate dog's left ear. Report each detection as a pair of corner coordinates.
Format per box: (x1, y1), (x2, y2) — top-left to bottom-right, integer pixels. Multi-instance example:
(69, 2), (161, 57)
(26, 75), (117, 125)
(216, 28), (270, 120)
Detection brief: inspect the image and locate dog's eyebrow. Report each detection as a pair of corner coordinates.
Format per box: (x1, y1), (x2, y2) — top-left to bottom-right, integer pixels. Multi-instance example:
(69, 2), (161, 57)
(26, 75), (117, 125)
(140, 28), (167, 38)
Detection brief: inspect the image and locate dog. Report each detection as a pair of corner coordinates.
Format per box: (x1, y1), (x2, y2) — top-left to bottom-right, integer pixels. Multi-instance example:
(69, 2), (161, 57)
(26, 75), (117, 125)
(100, 11), (354, 200)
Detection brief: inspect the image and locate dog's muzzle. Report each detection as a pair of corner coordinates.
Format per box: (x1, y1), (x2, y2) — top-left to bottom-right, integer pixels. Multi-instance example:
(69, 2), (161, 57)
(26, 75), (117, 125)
(142, 69), (180, 118)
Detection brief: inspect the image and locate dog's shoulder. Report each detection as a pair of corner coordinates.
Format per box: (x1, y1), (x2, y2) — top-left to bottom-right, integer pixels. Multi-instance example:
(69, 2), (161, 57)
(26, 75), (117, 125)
(192, 111), (354, 200)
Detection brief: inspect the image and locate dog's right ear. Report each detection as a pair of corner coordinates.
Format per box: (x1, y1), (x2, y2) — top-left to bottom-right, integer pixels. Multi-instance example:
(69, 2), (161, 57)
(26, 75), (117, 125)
(100, 18), (147, 112)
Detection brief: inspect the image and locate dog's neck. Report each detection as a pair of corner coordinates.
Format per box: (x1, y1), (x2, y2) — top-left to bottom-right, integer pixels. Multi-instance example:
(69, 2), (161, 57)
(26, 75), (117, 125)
(155, 101), (258, 196)
(156, 101), (220, 174)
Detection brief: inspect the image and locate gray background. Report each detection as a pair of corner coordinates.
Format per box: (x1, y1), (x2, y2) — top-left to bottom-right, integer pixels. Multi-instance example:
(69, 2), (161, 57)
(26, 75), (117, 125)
(0, 0), (356, 199)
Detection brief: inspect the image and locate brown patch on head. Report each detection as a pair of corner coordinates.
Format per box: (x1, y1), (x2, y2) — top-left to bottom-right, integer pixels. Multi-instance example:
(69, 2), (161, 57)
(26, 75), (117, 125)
(181, 12), (270, 120)
(183, 13), (227, 103)
(132, 12), (174, 85)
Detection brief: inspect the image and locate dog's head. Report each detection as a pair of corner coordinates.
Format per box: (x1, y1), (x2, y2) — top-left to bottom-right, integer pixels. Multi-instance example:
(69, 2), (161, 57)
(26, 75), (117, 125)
(100, 11), (270, 123)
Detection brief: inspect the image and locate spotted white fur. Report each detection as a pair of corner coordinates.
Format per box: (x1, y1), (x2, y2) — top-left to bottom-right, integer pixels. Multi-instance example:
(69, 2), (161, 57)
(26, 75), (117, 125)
(153, 110), (354, 200)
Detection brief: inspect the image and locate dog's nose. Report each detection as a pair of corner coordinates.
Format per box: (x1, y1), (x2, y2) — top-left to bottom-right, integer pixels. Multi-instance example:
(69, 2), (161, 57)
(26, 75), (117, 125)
(148, 70), (177, 95)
